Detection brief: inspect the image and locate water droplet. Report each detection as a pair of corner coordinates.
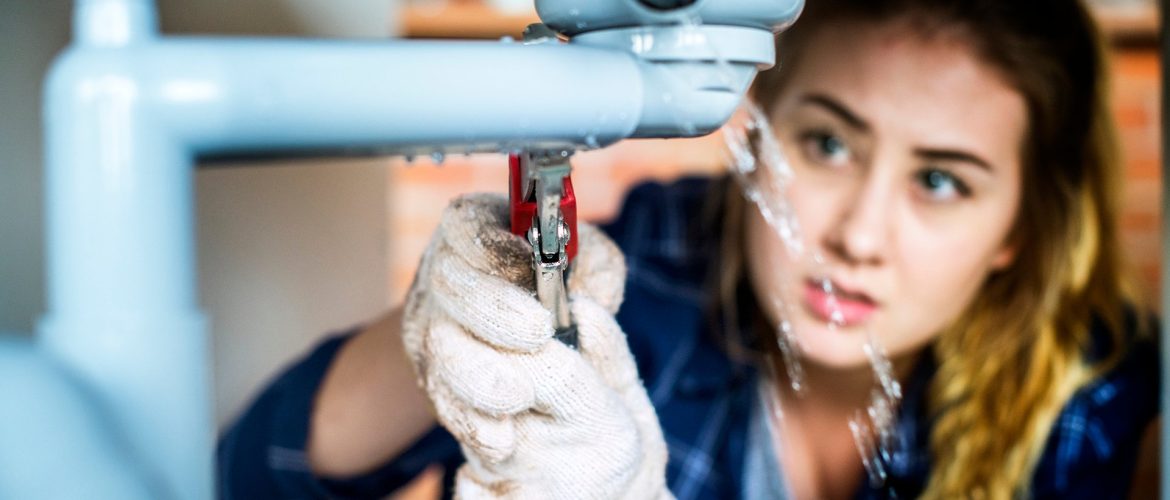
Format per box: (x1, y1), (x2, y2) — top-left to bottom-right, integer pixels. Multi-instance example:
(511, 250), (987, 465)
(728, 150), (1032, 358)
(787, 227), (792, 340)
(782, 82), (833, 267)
(773, 313), (805, 395)
(723, 100), (803, 255)
(430, 151), (446, 165)
(850, 412), (889, 487)
(576, 21), (588, 29)
(830, 310), (845, 326)
(568, 8), (580, 16)
(404, 154), (416, 164)
(842, 331), (906, 490)
(584, 135), (600, 149)
(865, 335), (903, 401)
(499, 35), (515, 43)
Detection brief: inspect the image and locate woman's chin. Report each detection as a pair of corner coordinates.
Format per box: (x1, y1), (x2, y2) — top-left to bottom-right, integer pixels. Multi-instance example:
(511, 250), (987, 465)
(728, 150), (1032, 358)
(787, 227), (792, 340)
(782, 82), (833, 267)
(787, 317), (875, 369)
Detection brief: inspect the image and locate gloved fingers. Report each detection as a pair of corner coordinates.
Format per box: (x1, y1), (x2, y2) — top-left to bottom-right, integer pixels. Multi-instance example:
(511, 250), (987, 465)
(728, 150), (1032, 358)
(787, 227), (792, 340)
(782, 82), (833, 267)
(567, 223), (627, 314)
(401, 283), (433, 383)
(429, 247), (554, 352)
(455, 464), (551, 500)
(519, 341), (631, 430)
(620, 381), (668, 469)
(402, 234), (446, 381)
(454, 465), (513, 500)
(606, 374), (671, 500)
(511, 405), (643, 500)
(427, 375), (517, 464)
(438, 193), (534, 289)
(620, 409), (672, 500)
(572, 296), (670, 493)
(571, 297), (643, 392)
(426, 316), (536, 416)
(620, 459), (675, 500)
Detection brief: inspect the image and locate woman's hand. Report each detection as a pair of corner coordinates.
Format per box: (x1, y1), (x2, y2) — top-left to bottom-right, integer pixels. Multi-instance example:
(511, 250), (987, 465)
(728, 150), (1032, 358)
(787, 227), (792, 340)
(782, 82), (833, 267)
(402, 194), (671, 499)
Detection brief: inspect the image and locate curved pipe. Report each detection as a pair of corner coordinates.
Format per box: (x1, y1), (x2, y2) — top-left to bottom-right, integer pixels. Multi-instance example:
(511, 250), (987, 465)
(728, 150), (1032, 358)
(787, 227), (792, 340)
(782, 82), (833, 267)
(0, 339), (155, 499)
(42, 37), (641, 500)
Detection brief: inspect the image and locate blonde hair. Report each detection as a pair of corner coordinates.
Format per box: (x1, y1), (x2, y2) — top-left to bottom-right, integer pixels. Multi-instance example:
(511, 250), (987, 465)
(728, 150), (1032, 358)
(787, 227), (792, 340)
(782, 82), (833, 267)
(725, 0), (1148, 497)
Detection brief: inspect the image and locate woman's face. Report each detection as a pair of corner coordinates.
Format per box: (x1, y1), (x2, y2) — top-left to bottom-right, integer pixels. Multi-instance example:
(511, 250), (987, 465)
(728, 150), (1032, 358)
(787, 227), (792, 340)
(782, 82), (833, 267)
(747, 21), (1026, 369)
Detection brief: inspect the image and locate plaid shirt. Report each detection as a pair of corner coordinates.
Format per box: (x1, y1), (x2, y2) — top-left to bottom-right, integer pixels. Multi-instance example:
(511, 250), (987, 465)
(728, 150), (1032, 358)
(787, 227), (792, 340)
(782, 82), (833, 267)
(219, 177), (1159, 499)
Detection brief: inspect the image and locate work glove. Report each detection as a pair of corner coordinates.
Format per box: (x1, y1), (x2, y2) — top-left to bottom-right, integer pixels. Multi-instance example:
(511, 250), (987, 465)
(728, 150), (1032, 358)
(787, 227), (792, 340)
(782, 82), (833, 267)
(402, 193), (672, 500)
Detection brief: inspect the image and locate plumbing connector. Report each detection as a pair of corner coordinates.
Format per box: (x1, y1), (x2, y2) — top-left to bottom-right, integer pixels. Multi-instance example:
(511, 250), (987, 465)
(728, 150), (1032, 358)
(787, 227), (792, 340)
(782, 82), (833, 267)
(538, 0), (803, 139)
(575, 24), (776, 138)
(536, 0), (804, 37)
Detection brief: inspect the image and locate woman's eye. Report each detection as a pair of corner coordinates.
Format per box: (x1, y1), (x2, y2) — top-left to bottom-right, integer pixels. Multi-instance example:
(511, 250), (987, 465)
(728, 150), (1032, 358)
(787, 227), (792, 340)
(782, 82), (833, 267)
(799, 131), (851, 167)
(915, 168), (971, 201)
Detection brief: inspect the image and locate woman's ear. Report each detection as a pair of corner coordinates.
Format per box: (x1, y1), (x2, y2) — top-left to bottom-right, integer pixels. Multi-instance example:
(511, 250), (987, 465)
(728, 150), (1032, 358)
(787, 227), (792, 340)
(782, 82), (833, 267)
(990, 242), (1017, 271)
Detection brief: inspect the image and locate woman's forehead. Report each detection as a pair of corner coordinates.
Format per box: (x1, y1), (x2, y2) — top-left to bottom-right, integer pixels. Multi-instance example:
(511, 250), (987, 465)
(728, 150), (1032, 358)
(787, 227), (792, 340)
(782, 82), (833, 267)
(778, 21), (1028, 165)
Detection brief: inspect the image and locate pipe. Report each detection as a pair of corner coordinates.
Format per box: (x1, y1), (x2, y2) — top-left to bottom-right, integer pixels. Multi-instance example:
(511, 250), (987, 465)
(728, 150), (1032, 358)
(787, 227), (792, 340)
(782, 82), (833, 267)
(74, 0), (157, 47)
(0, 338), (154, 499)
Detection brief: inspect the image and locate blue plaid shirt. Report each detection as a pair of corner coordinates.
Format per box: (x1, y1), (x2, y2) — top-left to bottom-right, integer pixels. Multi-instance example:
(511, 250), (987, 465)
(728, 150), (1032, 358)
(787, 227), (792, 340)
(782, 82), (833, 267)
(219, 177), (1159, 499)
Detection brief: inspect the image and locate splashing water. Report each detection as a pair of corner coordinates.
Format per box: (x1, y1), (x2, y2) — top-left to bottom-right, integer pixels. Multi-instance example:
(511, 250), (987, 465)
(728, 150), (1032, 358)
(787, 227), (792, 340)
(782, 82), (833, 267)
(776, 317), (805, 394)
(678, 14), (904, 491)
(720, 101), (806, 398)
(849, 335), (904, 488)
(849, 409), (887, 486)
(815, 251), (904, 488)
(865, 333), (903, 403)
(722, 95), (904, 493)
(724, 103), (803, 256)
(768, 296), (806, 395)
(699, 10), (804, 397)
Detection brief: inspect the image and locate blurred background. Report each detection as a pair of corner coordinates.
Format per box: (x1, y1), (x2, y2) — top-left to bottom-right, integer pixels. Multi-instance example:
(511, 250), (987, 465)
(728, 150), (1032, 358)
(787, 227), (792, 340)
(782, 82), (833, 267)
(0, 0), (1160, 496)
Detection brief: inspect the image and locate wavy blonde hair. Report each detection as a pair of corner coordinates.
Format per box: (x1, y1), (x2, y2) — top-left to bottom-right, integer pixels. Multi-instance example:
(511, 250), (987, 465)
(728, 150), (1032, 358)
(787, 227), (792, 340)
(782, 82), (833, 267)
(726, 0), (1147, 497)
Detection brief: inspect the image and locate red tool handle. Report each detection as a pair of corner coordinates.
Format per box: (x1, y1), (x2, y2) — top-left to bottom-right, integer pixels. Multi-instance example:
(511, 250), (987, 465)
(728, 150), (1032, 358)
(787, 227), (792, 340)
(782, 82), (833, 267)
(508, 153), (578, 262)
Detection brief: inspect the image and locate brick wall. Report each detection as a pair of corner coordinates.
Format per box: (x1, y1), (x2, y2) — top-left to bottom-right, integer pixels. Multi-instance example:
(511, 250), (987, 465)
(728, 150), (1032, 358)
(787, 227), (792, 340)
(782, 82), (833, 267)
(387, 47), (1162, 305)
(1112, 48), (1162, 305)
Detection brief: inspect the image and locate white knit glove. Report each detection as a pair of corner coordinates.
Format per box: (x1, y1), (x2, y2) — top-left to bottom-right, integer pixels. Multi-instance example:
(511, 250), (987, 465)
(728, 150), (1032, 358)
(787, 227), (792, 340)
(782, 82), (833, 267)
(402, 194), (671, 500)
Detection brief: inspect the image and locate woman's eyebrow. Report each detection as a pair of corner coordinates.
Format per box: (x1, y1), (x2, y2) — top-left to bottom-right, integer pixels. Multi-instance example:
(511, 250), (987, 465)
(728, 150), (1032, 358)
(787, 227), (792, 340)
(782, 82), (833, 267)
(801, 93), (870, 132)
(915, 148), (993, 172)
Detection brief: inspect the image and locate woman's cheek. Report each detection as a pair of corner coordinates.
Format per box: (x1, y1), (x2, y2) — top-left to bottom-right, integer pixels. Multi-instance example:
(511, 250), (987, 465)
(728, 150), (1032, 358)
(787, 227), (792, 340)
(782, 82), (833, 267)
(891, 229), (988, 340)
(788, 179), (840, 246)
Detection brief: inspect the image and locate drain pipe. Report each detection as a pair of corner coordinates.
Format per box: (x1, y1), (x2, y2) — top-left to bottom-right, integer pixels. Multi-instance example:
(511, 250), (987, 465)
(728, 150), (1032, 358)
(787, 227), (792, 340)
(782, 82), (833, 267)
(41, 1), (210, 499)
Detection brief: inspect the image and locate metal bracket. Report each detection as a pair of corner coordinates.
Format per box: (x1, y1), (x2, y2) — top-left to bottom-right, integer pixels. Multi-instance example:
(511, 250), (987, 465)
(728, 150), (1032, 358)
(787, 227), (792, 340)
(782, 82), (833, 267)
(514, 151), (578, 347)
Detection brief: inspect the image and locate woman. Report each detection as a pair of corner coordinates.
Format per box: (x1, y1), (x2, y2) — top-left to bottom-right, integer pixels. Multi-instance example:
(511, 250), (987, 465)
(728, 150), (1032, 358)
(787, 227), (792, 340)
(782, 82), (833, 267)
(218, 0), (1159, 498)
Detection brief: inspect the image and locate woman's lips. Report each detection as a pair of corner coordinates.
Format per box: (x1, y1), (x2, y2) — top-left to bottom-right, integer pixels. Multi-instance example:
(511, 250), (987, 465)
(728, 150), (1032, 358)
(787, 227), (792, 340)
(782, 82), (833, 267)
(802, 279), (878, 327)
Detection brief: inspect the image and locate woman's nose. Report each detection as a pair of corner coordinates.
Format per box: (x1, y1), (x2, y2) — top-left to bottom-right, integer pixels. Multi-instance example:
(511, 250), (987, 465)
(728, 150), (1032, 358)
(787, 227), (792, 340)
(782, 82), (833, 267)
(821, 173), (892, 266)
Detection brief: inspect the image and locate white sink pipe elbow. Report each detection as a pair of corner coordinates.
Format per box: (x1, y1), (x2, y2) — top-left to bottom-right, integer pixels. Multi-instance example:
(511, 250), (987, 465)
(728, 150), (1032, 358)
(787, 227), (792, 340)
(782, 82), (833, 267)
(0, 339), (154, 500)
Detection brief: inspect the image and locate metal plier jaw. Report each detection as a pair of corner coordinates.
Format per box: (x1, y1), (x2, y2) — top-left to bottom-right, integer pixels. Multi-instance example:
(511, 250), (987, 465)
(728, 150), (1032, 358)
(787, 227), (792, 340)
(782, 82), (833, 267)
(509, 151), (579, 347)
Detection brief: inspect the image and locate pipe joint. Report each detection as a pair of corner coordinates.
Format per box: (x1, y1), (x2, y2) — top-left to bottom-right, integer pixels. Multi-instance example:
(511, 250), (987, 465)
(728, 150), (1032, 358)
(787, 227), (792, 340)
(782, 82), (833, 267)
(74, 0), (158, 47)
